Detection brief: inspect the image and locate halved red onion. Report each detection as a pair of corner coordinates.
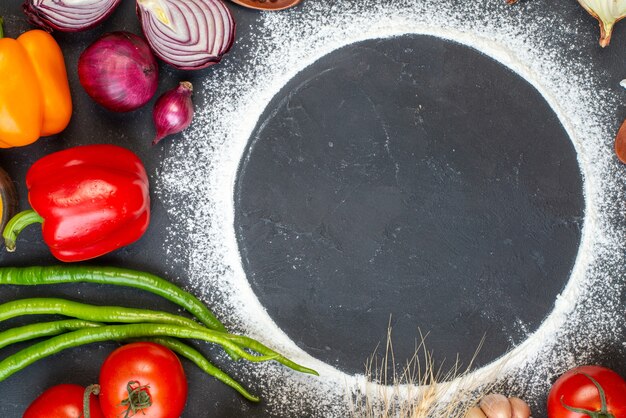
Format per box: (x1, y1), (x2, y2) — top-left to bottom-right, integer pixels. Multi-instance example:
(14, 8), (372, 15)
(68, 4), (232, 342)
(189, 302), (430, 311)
(136, 0), (236, 70)
(23, 0), (122, 32)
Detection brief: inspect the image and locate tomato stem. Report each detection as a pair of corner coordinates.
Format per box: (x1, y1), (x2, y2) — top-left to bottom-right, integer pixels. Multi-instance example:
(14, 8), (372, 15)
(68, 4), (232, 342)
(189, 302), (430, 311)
(120, 381), (152, 418)
(585, 373), (611, 414)
(83, 384), (100, 418)
(559, 372), (615, 418)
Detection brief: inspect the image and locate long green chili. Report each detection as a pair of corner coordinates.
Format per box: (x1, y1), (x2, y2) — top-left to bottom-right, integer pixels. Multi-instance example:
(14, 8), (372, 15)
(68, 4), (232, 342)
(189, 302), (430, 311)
(0, 319), (101, 349)
(0, 266), (225, 332)
(0, 298), (205, 330)
(0, 266), (241, 360)
(148, 337), (260, 402)
(224, 334), (318, 377)
(0, 323), (316, 382)
(0, 321), (260, 402)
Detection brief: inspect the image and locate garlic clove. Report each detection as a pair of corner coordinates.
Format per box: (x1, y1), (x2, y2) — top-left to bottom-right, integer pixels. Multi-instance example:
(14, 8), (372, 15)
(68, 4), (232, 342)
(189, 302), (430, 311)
(577, 0), (626, 47)
(479, 394), (512, 418)
(509, 397), (531, 418)
(465, 406), (488, 418)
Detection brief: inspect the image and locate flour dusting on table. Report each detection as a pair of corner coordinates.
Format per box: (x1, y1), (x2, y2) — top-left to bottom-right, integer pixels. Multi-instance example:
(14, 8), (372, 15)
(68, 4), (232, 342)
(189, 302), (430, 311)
(156, 1), (626, 415)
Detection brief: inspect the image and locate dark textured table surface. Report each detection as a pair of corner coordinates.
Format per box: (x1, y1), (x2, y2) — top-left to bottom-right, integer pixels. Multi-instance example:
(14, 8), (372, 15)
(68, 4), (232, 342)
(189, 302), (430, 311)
(0, 1), (625, 417)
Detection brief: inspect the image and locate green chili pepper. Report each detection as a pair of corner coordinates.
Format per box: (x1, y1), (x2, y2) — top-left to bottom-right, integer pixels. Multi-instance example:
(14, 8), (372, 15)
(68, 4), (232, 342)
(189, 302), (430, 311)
(0, 265), (241, 360)
(0, 266), (225, 331)
(0, 298), (206, 330)
(0, 321), (260, 402)
(0, 319), (101, 349)
(0, 323), (317, 382)
(147, 337), (260, 402)
(223, 334), (318, 376)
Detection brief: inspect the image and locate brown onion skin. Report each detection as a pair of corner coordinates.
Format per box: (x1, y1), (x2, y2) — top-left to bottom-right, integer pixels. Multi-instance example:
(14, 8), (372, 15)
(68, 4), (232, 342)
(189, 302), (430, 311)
(78, 32), (158, 112)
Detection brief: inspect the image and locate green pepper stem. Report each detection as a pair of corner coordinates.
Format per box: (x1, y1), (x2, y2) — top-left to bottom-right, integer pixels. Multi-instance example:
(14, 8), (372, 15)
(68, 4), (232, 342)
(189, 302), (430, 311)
(0, 17), (4, 39)
(3, 210), (44, 252)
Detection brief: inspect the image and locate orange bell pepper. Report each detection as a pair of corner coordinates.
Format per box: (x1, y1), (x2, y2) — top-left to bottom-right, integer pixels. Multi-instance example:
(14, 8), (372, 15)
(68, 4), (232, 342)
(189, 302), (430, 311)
(0, 18), (72, 148)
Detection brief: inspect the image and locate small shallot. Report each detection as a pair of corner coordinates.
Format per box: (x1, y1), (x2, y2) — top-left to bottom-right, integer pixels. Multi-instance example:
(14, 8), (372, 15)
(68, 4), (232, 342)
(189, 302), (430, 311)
(23, 0), (122, 32)
(152, 81), (194, 145)
(78, 32), (158, 112)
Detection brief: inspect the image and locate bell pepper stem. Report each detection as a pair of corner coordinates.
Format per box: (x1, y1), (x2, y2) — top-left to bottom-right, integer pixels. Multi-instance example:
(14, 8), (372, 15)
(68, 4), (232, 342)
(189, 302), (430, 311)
(0, 17), (4, 39)
(3, 210), (44, 252)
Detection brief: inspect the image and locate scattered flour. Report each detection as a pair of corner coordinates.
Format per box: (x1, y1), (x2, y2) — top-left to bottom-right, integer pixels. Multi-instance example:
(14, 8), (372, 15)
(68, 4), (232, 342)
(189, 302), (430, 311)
(156, 0), (626, 415)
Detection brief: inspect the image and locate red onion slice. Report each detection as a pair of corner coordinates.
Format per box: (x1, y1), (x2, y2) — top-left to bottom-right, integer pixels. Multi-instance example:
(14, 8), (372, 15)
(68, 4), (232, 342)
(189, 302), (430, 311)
(23, 0), (122, 32)
(136, 0), (236, 70)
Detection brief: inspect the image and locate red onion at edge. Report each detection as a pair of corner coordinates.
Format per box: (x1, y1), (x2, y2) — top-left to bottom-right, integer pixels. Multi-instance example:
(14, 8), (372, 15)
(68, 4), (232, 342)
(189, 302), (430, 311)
(136, 0), (236, 70)
(78, 32), (159, 113)
(152, 81), (195, 145)
(23, 0), (122, 32)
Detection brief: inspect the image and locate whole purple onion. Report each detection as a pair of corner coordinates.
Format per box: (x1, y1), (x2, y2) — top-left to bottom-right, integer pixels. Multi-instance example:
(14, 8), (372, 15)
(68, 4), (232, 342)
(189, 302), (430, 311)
(78, 32), (159, 112)
(152, 81), (194, 145)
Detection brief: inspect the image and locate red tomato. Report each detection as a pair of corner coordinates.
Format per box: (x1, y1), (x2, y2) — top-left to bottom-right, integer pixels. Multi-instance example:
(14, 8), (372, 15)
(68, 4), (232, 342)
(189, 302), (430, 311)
(547, 365), (626, 418)
(23, 383), (104, 418)
(98, 342), (187, 418)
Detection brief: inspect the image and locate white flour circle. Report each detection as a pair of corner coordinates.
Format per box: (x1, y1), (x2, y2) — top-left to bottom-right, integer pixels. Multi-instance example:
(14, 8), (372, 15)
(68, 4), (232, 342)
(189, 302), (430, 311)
(158, 1), (625, 415)
(225, 23), (592, 405)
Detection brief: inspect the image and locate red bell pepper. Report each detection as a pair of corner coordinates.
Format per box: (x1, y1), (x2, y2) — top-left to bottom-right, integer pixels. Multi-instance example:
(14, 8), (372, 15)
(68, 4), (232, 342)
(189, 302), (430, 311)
(2, 144), (150, 262)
